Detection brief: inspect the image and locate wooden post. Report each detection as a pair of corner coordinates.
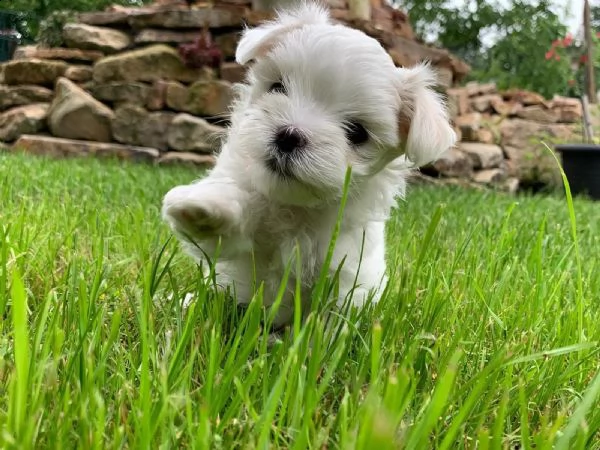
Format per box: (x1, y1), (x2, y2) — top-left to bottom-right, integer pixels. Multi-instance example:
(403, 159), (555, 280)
(581, 95), (595, 142)
(584, 0), (597, 103)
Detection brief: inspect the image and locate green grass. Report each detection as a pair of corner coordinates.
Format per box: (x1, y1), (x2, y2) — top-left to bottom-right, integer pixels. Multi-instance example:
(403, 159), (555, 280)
(0, 151), (599, 449)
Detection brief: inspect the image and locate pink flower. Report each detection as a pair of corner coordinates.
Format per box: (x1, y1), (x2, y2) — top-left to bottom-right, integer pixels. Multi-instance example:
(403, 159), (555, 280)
(545, 50), (554, 60)
(563, 33), (573, 46)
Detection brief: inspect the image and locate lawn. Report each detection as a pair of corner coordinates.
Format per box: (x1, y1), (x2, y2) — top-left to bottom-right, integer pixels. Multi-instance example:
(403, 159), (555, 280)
(0, 151), (599, 449)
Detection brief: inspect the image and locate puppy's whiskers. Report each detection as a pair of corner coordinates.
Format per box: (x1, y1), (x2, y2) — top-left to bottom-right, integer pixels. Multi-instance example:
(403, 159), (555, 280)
(266, 154), (297, 180)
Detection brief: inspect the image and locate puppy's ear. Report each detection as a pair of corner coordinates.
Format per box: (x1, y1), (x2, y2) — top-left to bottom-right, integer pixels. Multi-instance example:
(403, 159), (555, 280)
(236, 2), (330, 65)
(396, 63), (457, 167)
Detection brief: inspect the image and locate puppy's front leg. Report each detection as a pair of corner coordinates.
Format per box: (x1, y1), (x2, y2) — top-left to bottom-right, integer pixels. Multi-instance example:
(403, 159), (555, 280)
(331, 223), (388, 310)
(162, 176), (249, 243)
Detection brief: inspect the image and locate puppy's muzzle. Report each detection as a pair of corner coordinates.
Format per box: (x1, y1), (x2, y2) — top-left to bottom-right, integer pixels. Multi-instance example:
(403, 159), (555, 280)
(274, 126), (307, 154)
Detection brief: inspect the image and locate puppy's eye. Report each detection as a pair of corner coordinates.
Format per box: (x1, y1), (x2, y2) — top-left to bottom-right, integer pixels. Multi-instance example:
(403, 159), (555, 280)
(345, 121), (369, 145)
(268, 81), (287, 95)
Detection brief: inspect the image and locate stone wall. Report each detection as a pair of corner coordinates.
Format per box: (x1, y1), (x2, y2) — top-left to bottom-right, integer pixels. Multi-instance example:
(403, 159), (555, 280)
(421, 82), (582, 193)
(0, 0), (469, 167)
(0, 0), (583, 192)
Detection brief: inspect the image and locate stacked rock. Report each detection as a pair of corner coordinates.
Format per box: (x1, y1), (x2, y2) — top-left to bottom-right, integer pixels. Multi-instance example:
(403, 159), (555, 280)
(422, 82), (583, 192)
(0, 0), (583, 194)
(0, 0), (470, 167)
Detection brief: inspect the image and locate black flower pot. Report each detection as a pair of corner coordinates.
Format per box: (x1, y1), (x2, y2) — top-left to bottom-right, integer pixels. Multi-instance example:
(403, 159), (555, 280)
(555, 144), (600, 200)
(0, 34), (19, 62)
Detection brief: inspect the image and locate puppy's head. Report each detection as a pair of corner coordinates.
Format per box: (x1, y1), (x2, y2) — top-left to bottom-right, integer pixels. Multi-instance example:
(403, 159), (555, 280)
(228, 2), (456, 206)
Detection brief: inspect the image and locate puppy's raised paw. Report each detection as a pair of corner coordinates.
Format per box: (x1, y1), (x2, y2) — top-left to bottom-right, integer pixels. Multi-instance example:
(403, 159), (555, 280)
(162, 184), (230, 239)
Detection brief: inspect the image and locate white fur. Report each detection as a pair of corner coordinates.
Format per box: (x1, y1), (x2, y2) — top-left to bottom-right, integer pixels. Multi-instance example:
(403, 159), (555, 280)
(162, 2), (456, 328)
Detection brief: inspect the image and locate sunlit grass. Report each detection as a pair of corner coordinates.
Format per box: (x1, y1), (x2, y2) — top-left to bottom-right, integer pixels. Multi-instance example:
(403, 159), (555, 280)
(0, 151), (599, 448)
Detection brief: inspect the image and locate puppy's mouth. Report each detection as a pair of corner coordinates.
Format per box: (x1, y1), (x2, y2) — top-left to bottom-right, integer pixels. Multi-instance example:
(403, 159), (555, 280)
(265, 154), (297, 180)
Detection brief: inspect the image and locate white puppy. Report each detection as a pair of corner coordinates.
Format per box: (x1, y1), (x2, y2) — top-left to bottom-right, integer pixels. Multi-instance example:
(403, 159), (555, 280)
(162, 2), (456, 328)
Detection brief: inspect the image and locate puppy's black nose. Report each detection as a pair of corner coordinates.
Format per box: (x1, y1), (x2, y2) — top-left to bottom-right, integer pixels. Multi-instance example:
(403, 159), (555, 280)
(274, 126), (306, 154)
